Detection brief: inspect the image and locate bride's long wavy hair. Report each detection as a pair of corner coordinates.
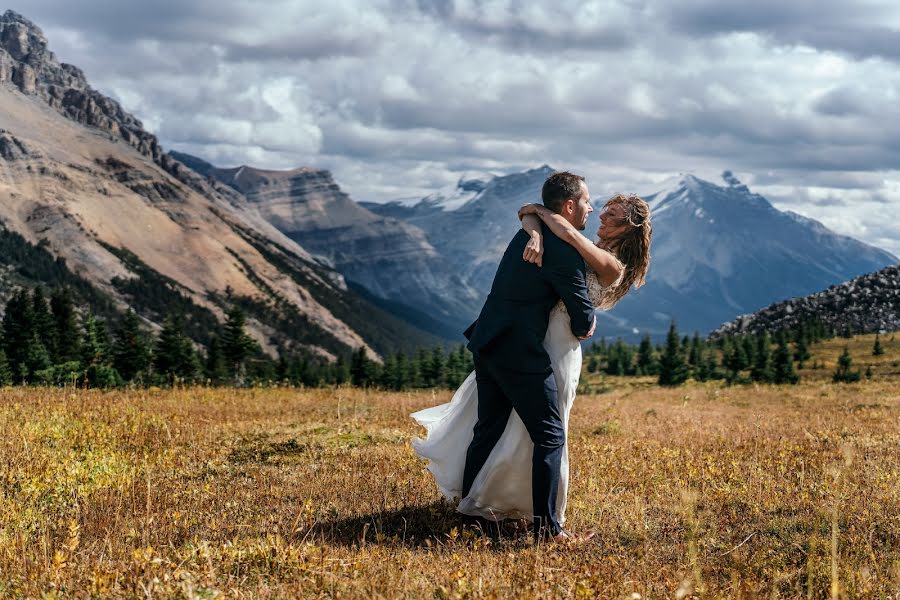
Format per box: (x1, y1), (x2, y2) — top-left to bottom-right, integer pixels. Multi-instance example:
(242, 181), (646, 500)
(600, 193), (652, 309)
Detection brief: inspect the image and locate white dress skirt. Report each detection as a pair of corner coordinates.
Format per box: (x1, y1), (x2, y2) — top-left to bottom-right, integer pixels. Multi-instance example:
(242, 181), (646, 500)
(411, 268), (619, 525)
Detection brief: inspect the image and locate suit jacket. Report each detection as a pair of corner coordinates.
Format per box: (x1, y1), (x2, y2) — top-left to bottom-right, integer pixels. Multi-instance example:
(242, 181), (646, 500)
(464, 223), (595, 373)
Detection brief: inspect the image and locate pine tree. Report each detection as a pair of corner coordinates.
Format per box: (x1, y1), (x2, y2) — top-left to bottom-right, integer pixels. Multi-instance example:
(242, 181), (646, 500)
(31, 286), (56, 361)
(750, 332), (774, 383)
(25, 332), (52, 381)
(153, 315), (199, 385)
(446, 348), (463, 387)
(0, 349), (11, 386)
(688, 333), (703, 373)
(832, 347), (861, 383)
(2, 288), (33, 382)
(350, 347), (373, 387)
(393, 352), (410, 390)
(741, 335), (756, 369)
(636, 334), (658, 376)
(80, 313), (120, 388)
(112, 310), (150, 383)
(658, 321), (689, 386)
(220, 305), (259, 385)
(587, 355), (599, 373)
(203, 336), (228, 385)
(772, 331), (799, 384)
(332, 354), (350, 385)
(794, 330), (811, 368)
(50, 287), (81, 364)
(428, 346), (448, 388)
(873, 333), (884, 356)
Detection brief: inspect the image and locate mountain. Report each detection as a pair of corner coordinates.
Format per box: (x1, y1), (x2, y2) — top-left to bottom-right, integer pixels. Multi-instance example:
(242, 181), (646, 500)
(170, 151), (481, 338)
(710, 263), (900, 338)
(0, 10), (442, 359)
(363, 165), (557, 294)
(365, 168), (897, 341)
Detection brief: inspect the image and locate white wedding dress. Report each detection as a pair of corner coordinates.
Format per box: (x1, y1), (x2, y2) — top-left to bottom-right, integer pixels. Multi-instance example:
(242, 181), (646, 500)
(411, 267), (621, 525)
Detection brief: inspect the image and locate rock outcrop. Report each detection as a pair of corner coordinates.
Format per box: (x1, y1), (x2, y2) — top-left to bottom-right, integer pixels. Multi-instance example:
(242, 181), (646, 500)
(172, 152), (481, 338)
(710, 264), (900, 338)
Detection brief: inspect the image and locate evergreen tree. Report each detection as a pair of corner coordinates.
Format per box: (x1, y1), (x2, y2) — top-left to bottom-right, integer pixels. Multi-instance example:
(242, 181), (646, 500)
(50, 287), (81, 364)
(832, 347), (861, 383)
(393, 352), (410, 390)
(204, 336), (229, 385)
(873, 333), (884, 356)
(221, 305), (259, 384)
(332, 354), (350, 385)
(742, 335), (756, 369)
(153, 315), (200, 384)
(658, 321), (689, 386)
(688, 333), (703, 374)
(587, 355), (599, 373)
(112, 310), (150, 383)
(350, 347), (375, 387)
(794, 329), (811, 368)
(702, 348), (722, 380)
(31, 286), (56, 361)
(636, 334), (658, 376)
(750, 332), (774, 383)
(772, 331), (799, 384)
(606, 339), (628, 375)
(446, 348), (464, 387)
(2, 288), (33, 382)
(427, 346), (448, 388)
(0, 349), (11, 386)
(80, 313), (120, 388)
(24, 332), (52, 382)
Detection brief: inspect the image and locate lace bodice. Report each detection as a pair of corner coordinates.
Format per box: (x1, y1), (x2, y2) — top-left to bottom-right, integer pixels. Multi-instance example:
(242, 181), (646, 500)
(552, 266), (624, 316)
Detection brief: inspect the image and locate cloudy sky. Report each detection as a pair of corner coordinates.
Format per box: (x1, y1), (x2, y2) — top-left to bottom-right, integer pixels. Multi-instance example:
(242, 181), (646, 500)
(9, 0), (900, 255)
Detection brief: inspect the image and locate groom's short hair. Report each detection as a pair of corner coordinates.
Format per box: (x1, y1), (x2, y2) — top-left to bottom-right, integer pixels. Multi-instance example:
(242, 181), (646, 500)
(542, 171), (586, 213)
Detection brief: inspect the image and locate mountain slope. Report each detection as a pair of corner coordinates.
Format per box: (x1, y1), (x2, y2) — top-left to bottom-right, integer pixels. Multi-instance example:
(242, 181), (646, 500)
(171, 151), (481, 337)
(366, 167), (897, 340)
(710, 263), (900, 338)
(0, 10), (440, 358)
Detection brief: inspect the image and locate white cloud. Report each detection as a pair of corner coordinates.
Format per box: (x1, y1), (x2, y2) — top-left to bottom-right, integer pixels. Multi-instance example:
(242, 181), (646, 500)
(5, 0), (900, 255)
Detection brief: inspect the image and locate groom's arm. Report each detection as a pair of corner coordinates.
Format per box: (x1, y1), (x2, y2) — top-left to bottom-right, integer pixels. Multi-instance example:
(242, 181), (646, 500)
(542, 243), (596, 339)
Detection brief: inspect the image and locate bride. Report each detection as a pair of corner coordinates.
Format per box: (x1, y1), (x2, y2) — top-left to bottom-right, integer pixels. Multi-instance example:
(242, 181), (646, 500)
(412, 193), (652, 530)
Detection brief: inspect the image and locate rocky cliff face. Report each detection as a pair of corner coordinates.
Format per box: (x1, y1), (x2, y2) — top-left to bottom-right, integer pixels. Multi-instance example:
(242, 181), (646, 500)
(172, 152), (481, 337)
(0, 11), (230, 199)
(710, 264), (900, 338)
(0, 11), (442, 359)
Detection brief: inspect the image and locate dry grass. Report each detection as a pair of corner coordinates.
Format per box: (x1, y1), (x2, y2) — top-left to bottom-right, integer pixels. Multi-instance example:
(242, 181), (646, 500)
(1, 336), (899, 598)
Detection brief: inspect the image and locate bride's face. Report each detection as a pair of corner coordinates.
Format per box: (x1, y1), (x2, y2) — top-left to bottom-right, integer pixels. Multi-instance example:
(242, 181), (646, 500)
(597, 202), (628, 241)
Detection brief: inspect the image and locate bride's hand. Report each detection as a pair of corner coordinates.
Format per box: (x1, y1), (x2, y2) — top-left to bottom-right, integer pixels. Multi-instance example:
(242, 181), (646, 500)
(523, 230), (543, 267)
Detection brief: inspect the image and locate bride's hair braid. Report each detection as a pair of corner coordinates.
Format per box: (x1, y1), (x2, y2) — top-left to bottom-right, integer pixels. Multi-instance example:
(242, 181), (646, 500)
(601, 193), (652, 309)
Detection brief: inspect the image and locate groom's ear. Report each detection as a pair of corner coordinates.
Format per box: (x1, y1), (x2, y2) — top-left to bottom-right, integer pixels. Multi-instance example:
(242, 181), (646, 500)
(562, 198), (576, 215)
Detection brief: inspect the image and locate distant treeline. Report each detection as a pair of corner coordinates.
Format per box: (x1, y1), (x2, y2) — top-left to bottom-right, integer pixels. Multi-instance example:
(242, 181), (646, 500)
(0, 283), (879, 390)
(0, 285), (474, 389)
(587, 318), (860, 386)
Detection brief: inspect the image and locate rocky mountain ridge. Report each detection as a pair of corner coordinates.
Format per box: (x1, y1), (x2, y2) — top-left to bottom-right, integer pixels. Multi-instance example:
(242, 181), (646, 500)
(710, 264), (900, 338)
(171, 151), (481, 338)
(0, 11), (441, 360)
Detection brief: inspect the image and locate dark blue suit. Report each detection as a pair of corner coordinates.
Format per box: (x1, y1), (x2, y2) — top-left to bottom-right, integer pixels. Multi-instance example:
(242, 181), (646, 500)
(462, 223), (594, 537)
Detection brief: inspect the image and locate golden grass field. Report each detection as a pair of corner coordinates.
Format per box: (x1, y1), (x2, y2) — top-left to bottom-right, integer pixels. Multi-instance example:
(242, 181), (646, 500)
(0, 334), (898, 598)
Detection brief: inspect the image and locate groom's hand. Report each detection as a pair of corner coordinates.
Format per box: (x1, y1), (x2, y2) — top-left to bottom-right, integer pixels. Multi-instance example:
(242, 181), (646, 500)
(523, 232), (543, 267)
(577, 315), (596, 340)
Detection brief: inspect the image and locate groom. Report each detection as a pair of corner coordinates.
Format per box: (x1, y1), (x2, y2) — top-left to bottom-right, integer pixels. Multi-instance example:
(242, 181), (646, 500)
(462, 171), (596, 541)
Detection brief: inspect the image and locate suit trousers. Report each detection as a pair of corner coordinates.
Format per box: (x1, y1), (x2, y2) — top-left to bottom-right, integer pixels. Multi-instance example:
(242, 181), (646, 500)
(461, 353), (566, 538)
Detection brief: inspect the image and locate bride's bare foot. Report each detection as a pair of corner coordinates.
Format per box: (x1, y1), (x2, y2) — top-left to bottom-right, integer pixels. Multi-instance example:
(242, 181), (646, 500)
(544, 528), (596, 545)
